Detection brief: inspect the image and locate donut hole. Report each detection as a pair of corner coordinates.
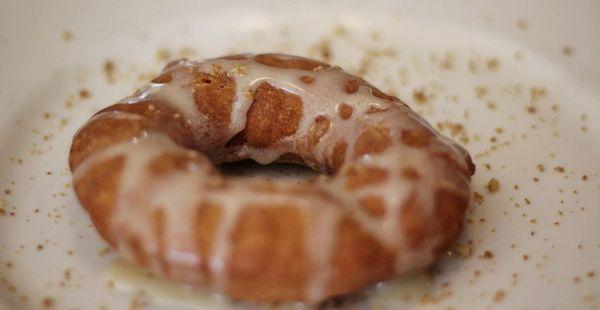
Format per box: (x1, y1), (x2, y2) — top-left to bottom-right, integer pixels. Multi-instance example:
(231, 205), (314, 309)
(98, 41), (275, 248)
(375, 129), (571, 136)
(224, 130), (247, 147)
(277, 152), (306, 165)
(217, 160), (317, 180)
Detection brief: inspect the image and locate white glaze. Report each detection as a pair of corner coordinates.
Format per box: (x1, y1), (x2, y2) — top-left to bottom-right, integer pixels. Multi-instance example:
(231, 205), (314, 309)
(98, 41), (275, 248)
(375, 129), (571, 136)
(73, 54), (472, 301)
(304, 205), (341, 303)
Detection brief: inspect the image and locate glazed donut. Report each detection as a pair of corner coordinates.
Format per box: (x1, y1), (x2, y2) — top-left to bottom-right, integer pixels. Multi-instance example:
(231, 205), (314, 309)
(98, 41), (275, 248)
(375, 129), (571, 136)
(69, 53), (475, 303)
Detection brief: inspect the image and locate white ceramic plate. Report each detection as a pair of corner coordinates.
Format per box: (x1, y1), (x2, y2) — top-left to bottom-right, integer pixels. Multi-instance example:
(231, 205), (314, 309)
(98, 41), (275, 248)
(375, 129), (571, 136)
(1, 0), (599, 309)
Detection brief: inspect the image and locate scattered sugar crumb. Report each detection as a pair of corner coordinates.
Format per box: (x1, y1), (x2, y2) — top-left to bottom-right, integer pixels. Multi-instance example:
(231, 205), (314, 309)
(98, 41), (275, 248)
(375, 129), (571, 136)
(562, 45), (574, 56)
(61, 31), (73, 42)
(413, 89), (429, 104)
(454, 243), (472, 258)
(473, 192), (484, 205)
(79, 89), (91, 99)
(517, 19), (529, 30)
(487, 178), (500, 193)
(42, 297), (54, 309)
(493, 290), (506, 302)
(480, 250), (494, 259)
(103, 60), (116, 84)
(486, 58), (500, 71)
(156, 48), (171, 62)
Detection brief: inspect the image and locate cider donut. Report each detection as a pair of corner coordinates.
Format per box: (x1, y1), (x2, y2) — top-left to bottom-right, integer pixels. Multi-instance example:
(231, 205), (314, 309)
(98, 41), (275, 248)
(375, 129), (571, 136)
(69, 53), (475, 303)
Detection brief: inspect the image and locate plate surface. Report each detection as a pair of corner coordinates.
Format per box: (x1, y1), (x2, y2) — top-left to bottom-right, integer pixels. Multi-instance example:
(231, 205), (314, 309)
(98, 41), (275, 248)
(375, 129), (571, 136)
(1, 0), (599, 309)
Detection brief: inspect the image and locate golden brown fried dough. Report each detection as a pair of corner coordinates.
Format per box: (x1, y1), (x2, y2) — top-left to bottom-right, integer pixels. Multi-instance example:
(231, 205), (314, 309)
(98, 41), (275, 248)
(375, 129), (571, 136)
(69, 53), (475, 303)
